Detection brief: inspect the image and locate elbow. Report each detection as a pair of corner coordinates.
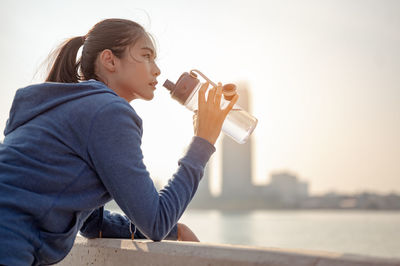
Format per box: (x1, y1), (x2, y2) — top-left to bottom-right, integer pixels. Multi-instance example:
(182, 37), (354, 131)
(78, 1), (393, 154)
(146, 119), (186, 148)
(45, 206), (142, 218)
(147, 231), (165, 242)
(142, 224), (170, 241)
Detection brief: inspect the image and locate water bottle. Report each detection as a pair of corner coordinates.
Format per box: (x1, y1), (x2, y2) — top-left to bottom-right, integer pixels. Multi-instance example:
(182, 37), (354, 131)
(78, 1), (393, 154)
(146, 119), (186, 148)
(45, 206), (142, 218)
(163, 69), (258, 144)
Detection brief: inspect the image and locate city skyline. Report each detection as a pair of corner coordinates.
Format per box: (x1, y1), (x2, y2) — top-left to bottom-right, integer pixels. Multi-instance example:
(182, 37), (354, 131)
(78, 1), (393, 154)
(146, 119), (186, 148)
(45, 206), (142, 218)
(191, 125), (399, 210)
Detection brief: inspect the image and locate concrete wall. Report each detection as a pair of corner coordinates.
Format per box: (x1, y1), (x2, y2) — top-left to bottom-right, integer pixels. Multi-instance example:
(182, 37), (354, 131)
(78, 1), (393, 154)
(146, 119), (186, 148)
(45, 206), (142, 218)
(56, 236), (400, 266)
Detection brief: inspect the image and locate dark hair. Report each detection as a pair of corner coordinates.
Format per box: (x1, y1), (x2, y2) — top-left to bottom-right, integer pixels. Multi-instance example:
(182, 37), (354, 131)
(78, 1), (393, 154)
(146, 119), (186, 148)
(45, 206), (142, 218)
(46, 18), (148, 83)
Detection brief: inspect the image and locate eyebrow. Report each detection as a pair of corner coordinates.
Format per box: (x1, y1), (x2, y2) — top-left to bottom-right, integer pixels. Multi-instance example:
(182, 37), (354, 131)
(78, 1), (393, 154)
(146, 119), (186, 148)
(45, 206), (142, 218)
(141, 47), (156, 58)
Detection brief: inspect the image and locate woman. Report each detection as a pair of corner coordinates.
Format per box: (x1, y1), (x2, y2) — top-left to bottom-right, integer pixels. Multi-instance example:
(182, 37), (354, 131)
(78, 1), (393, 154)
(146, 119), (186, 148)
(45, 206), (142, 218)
(0, 18), (238, 265)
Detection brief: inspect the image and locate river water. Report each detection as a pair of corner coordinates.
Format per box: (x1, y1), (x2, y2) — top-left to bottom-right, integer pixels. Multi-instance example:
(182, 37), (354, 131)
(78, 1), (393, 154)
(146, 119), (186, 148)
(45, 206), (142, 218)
(106, 204), (400, 259)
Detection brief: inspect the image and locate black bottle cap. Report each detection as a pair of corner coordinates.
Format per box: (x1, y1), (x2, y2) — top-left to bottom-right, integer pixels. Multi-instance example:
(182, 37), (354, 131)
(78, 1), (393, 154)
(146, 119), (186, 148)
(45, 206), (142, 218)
(163, 79), (176, 92)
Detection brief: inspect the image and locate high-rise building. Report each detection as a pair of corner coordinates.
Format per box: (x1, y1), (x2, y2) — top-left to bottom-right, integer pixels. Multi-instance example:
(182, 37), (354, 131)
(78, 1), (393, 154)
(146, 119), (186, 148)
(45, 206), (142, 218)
(193, 164), (212, 199)
(188, 164), (213, 208)
(220, 83), (254, 199)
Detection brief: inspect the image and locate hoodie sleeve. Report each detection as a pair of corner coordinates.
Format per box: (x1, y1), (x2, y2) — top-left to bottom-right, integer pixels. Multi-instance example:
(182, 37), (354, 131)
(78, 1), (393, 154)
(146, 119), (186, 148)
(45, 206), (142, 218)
(86, 101), (215, 241)
(79, 207), (178, 240)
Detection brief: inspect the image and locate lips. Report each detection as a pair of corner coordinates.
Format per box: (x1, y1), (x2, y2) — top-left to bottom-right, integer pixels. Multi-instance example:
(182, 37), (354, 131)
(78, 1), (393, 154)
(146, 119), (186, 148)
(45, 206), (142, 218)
(149, 81), (158, 87)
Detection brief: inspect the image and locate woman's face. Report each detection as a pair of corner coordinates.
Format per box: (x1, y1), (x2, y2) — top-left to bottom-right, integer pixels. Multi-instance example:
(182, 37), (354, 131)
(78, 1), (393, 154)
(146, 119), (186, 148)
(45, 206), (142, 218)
(113, 35), (160, 102)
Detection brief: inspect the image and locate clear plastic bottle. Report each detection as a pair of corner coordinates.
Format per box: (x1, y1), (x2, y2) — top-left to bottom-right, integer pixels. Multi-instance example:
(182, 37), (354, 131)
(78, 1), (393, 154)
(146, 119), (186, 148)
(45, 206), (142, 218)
(163, 69), (258, 144)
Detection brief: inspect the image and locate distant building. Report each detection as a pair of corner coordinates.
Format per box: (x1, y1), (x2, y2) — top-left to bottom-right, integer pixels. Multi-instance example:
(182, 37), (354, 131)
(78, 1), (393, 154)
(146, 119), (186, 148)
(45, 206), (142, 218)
(220, 84), (255, 200)
(192, 164), (212, 200)
(189, 163), (220, 209)
(220, 135), (254, 199)
(265, 172), (309, 207)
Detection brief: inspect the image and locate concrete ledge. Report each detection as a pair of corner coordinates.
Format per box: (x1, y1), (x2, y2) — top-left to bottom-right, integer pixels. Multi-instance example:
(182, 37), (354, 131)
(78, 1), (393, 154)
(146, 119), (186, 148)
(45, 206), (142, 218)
(56, 236), (400, 266)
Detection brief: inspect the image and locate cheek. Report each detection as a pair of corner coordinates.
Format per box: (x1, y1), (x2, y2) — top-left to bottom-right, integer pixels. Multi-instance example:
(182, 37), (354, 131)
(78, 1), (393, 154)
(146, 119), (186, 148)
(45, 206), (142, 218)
(133, 67), (151, 85)
(137, 64), (151, 76)
(118, 62), (149, 90)
(122, 65), (139, 83)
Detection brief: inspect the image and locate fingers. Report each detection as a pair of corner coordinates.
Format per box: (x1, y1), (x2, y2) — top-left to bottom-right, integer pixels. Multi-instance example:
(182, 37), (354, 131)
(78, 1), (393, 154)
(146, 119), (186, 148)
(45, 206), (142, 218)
(198, 82), (209, 105)
(195, 81), (239, 145)
(214, 82), (223, 106)
(207, 84), (217, 103)
(223, 94), (239, 115)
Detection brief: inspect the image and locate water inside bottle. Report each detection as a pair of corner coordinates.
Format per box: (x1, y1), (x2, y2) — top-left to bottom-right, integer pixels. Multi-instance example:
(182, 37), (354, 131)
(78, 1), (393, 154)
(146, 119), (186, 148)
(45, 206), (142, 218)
(222, 109), (257, 144)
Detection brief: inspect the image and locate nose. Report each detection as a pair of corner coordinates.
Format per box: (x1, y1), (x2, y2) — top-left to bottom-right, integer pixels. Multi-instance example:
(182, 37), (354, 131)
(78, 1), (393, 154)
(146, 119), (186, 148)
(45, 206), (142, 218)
(153, 63), (161, 77)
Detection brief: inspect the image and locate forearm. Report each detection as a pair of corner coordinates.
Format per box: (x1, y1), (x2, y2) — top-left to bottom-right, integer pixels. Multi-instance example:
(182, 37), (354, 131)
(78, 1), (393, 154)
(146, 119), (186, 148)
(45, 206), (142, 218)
(79, 207), (178, 240)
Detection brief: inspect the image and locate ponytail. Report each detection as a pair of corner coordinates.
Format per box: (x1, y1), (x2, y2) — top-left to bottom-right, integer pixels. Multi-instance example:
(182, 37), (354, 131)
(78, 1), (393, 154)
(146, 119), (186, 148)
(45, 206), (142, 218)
(46, 36), (85, 83)
(45, 19), (149, 84)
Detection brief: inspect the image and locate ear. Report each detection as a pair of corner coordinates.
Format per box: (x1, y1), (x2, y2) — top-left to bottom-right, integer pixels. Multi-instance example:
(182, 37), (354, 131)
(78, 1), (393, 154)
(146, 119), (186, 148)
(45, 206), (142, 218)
(98, 49), (117, 72)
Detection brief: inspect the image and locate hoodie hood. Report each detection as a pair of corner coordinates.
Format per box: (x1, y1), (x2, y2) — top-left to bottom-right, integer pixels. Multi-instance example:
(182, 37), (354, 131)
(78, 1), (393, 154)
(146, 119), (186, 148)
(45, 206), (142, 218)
(4, 80), (117, 136)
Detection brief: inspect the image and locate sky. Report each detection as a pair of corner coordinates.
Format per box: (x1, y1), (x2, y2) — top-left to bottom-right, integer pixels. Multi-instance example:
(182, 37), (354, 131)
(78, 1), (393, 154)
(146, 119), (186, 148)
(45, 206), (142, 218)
(0, 0), (399, 195)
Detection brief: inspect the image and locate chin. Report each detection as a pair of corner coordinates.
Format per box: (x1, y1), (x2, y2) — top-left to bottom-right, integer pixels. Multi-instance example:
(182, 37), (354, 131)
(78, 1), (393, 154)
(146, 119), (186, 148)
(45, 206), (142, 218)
(144, 95), (155, 101)
(134, 92), (154, 101)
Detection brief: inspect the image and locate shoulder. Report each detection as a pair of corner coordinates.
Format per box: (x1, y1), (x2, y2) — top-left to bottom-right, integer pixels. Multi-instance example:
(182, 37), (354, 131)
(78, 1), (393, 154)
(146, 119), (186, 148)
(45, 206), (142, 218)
(89, 97), (143, 134)
(67, 80), (143, 128)
(38, 80), (144, 131)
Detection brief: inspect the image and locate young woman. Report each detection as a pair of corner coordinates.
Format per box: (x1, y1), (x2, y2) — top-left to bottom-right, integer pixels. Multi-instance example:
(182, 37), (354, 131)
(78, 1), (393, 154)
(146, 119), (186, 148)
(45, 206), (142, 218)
(0, 18), (238, 265)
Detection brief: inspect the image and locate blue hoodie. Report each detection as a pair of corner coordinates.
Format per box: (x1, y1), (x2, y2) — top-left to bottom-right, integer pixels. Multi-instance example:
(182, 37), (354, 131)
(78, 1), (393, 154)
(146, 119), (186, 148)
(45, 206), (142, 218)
(0, 80), (215, 265)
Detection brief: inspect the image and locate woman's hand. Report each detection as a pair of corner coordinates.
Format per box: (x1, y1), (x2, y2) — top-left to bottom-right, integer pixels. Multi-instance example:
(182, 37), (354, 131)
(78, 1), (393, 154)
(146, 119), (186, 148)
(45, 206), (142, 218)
(177, 223), (199, 242)
(193, 82), (239, 145)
